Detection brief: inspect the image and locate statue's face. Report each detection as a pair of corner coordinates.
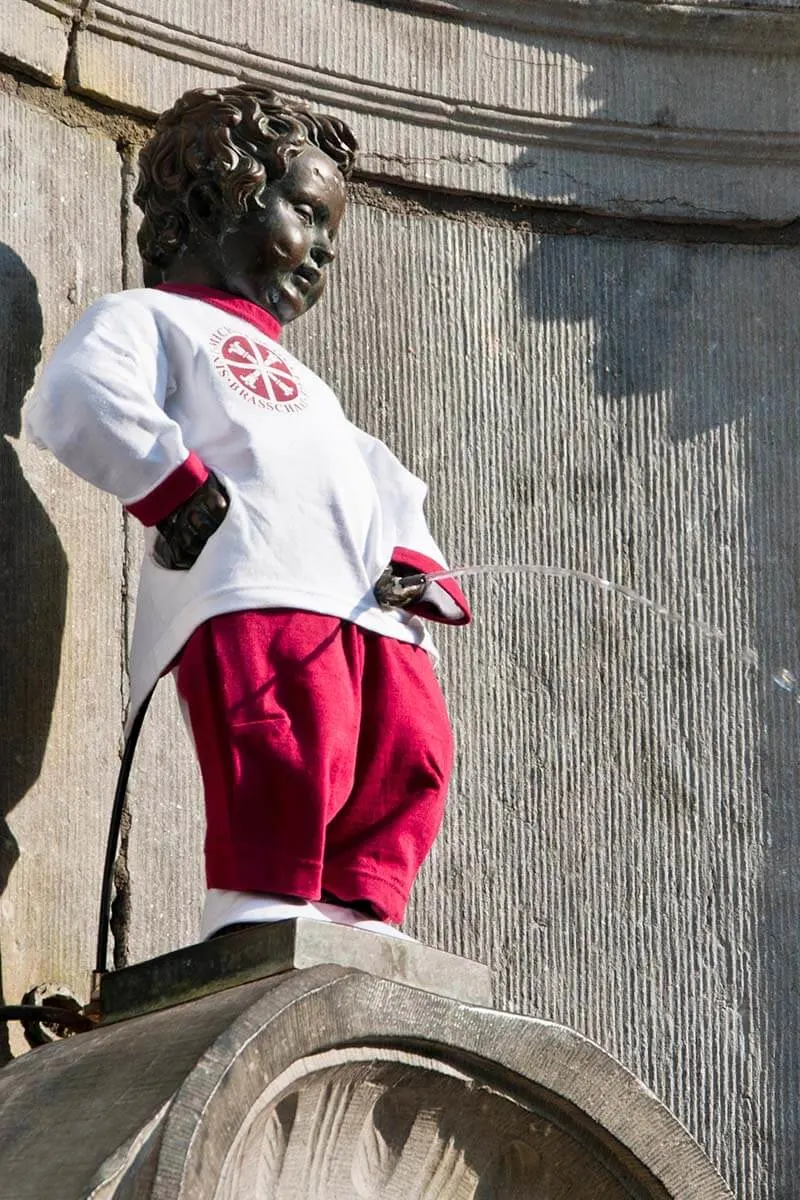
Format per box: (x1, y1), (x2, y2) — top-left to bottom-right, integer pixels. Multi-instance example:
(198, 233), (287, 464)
(212, 145), (347, 324)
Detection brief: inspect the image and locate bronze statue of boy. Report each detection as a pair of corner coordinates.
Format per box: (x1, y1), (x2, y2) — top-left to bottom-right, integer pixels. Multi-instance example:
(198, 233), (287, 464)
(25, 85), (471, 942)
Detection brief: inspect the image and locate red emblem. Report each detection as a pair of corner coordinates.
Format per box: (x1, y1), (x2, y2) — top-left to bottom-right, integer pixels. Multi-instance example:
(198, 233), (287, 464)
(216, 335), (300, 405)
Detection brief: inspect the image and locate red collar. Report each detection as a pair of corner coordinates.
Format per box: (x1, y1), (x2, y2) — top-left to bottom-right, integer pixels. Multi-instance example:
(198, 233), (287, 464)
(155, 283), (282, 342)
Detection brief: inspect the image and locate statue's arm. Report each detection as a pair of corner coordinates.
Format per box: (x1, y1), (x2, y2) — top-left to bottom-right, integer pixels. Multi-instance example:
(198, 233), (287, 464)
(350, 424), (471, 625)
(24, 294), (186, 503)
(24, 294), (226, 567)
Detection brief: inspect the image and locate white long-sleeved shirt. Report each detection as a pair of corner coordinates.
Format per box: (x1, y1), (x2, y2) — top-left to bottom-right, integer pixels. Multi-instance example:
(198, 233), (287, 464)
(24, 285), (470, 720)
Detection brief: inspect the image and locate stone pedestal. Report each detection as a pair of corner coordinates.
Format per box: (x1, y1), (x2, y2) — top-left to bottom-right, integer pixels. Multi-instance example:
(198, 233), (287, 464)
(99, 917), (492, 1022)
(0, 924), (730, 1199)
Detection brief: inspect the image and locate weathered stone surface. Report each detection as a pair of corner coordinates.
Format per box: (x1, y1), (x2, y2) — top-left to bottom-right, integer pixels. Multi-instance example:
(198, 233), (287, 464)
(70, 0), (800, 219)
(0, 0), (75, 85)
(0, 974), (273, 1200)
(0, 93), (123, 1057)
(405, 0), (800, 25)
(0, 966), (732, 1199)
(101, 918), (492, 1021)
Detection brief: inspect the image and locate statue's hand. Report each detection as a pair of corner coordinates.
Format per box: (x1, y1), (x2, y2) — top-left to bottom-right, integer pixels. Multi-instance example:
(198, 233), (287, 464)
(374, 565), (428, 609)
(152, 471), (229, 570)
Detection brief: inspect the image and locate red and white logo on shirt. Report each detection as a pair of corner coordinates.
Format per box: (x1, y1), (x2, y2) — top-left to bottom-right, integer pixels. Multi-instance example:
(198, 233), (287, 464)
(210, 329), (308, 412)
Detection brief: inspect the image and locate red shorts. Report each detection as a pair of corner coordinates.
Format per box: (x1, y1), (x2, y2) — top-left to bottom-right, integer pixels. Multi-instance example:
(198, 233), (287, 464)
(175, 609), (454, 923)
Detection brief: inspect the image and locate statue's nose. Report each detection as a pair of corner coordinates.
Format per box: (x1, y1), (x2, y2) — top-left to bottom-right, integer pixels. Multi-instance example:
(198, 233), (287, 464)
(310, 243), (335, 268)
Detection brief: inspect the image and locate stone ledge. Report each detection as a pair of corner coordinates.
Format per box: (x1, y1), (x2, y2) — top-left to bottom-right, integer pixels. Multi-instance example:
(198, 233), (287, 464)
(7, 0), (800, 218)
(63, 0), (800, 221)
(99, 919), (492, 1022)
(0, 0), (76, 85)
(392, 0), (800, 52)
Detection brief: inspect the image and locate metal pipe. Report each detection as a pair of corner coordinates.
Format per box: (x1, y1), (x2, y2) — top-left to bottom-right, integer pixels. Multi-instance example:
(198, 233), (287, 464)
(94, 687), (156, 981)
(0, 1005), (95, 1034)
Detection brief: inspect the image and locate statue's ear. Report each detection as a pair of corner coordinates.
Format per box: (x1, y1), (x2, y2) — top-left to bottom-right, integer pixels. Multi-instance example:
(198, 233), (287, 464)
(184, 181), (222, 241)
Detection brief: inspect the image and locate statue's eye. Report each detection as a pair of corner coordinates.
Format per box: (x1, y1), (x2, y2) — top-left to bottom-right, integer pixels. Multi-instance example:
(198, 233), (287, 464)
(294, 205), (314, 224)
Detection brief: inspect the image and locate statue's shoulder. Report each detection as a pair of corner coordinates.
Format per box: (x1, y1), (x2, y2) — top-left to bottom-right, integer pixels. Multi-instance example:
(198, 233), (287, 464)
(71, 288), (207, 347)
(72, 287), (166, 328)
(85, 287), (187, 317)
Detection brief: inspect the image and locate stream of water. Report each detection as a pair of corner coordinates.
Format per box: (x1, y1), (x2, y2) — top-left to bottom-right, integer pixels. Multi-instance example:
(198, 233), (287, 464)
(420, 561), (799, 703)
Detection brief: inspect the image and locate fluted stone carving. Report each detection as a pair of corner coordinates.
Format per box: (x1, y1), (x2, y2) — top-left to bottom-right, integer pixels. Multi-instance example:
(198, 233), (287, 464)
(216, 1056), (646, 1199)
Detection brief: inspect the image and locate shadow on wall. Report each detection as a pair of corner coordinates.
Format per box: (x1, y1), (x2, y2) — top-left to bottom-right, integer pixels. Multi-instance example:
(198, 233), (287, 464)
(516, 233), (756, 438)
(0, 246), (67, 1064)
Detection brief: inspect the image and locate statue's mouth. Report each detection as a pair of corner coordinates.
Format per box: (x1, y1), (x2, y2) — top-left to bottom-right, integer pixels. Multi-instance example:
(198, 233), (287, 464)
(292, 264), (321, 295)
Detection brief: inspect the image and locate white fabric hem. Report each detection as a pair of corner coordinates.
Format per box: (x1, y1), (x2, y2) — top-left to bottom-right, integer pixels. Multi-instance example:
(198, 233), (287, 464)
(128, 585), (437, 726)
(201, 888), (415, 942)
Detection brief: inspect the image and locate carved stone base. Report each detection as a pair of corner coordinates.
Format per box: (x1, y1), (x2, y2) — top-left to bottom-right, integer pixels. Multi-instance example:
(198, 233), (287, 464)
(0, 928), (732, 1198)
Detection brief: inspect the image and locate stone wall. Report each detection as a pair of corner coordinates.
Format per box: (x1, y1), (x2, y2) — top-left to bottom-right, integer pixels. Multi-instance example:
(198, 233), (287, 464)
(1, 3), (799, 1196)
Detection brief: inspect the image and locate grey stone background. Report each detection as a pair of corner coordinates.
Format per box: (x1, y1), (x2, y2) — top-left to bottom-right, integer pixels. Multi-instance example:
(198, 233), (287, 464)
(1, 3), (799, 1197)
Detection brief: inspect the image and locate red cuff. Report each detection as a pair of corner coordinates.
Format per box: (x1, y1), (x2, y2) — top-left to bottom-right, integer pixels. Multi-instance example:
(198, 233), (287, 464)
(125, 452), (210, 526)
(391, 547), (472, 626)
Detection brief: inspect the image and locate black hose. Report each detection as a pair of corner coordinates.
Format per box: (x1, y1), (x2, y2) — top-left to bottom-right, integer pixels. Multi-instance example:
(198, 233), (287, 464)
(94, 687), (156, 978)
(0, 1005), (95, 1033)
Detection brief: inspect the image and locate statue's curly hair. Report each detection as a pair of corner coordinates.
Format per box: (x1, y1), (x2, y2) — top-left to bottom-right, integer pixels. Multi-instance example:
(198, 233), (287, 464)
(135, 85), (358, 271)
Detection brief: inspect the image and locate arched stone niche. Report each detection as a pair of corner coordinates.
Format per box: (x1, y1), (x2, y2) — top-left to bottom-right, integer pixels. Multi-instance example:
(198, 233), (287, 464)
(208, 1053), (669, 1199)
(18, 966), (727, 1200)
